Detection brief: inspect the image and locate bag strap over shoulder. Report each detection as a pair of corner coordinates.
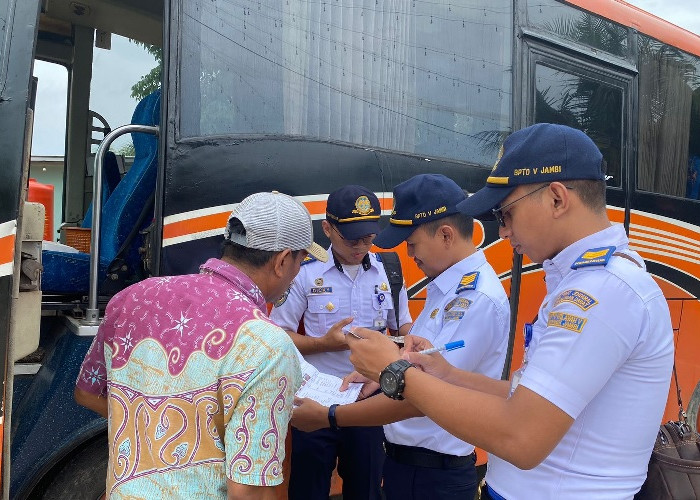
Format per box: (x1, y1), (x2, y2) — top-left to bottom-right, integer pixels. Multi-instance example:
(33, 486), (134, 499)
(378, 251), (403, 333)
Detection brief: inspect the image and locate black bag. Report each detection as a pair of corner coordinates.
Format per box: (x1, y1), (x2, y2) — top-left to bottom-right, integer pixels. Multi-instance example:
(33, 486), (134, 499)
(377, 251), (403, 332)
(635, 366), (700, 499)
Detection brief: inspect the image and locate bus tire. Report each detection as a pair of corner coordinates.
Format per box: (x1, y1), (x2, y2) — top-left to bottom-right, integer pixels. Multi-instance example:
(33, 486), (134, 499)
(39, 435), (108, 500)
(688, 380), (700, 434)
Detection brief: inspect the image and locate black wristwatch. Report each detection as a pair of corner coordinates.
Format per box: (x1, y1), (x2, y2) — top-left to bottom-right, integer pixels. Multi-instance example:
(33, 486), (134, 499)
(328, 403), (341, 430)
(379, 359), (414, 400)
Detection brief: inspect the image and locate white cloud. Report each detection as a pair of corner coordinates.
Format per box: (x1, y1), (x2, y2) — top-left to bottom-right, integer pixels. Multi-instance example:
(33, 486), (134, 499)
(625, 0), (700, 36)
(32, 35), (158, 156)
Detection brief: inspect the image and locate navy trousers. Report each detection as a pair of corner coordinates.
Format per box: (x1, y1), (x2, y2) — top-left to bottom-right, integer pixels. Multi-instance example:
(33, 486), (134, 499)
(383, 452), (478, 500)
(288, 425), (385, 500)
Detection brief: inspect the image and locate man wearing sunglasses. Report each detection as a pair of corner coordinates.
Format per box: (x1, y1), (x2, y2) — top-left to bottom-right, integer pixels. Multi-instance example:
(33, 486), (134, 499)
(344, 124), (674, 499)
(270, 184), (412, 500)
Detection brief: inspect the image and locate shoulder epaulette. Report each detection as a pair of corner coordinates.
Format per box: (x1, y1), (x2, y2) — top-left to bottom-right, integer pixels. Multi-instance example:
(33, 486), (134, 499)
(571, 246), (615, 270)
(301, 255), (317, 266)
(456, 271), (479, 294)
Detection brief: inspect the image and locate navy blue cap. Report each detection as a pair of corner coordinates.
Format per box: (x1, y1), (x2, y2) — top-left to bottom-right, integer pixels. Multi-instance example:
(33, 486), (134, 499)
(326, 185), (381, 240)
(457, 123), (605, 218)
(373, 174), (467, 249)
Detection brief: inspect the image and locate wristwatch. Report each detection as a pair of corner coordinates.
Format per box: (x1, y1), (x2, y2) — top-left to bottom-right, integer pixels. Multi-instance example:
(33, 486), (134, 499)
(379, 359), (414, 400)
(328, 404), (341, 430)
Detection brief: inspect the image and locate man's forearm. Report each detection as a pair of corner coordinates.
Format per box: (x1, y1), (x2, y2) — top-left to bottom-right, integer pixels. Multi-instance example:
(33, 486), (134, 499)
(402, 368), (573, 469)
(285, 330), (333, 354)
(74, 388), (108, 418)
(443, 365), (511, 398)
(336, 393), (422, 427)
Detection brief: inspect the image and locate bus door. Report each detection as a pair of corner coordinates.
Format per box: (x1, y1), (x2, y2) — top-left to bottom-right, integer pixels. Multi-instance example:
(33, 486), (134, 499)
(512, 32), (635, 371)
(0, 0), (42, 493)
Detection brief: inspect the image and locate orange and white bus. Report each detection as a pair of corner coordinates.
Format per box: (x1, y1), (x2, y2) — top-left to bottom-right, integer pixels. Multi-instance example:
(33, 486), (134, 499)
(0, 0), (698, 497)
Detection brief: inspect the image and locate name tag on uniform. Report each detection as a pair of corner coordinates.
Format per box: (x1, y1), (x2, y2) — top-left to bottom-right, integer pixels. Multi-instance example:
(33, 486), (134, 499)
(310, 287), (333, 294)
(444, 310), (465, 321)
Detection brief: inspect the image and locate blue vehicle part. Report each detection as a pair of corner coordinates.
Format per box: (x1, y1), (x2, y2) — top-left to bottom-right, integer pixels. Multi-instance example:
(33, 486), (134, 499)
(10, 318), (106, 499)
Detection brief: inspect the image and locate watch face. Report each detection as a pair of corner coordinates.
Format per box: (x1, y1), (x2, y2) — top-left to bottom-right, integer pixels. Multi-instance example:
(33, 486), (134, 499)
(381, 372), (399, 394)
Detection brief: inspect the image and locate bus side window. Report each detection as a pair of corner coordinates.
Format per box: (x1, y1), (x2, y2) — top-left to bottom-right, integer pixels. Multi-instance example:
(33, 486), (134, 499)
(637, 34), (700, 200)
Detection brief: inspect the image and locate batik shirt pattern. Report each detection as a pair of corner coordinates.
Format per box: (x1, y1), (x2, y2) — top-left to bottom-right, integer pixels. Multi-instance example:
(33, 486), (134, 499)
(76, 258), (301, 498)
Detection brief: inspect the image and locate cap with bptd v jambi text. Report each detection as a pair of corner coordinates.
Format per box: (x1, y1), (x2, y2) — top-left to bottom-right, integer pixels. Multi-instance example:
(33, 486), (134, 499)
(457, 123), (604, 219)
(373, 174), (467, 249)
(225, 191), (328, 262)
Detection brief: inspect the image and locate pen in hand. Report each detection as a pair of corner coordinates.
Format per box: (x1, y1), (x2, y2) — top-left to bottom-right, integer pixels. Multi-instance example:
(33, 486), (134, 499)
(417, 340), (465, 355)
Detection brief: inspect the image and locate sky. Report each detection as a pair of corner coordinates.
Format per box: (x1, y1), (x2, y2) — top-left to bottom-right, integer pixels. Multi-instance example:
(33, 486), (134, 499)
(625, 0), (700, 36)
(30, 0), (700, 156)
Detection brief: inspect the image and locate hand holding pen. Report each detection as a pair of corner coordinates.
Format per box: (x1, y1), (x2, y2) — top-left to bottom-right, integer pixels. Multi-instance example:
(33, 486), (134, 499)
(416, 340), (464, 355)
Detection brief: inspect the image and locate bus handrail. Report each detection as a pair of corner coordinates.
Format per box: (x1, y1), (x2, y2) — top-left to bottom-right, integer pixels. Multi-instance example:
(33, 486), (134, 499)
(83, 124), (159, 326)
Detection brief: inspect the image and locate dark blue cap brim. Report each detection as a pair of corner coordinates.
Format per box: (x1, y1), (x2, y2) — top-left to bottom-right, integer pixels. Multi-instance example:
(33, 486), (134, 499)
(456, 185), (515, 219)
(335, 220), (382, 240)
(373, 224), (417, 249)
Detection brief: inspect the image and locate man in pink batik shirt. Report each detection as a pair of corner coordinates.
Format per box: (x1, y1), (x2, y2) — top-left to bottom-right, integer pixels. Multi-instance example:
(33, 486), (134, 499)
(75, 191), (327, 499)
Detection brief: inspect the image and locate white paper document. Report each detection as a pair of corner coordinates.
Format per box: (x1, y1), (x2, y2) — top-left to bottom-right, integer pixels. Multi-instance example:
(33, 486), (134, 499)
(294, 350), (363, 406)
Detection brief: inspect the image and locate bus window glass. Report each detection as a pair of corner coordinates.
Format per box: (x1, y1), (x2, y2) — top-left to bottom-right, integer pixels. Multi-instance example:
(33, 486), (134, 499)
(527, 0), (629, 58)
(637, 35), (700, 199)
(534, 63), (623, 187)
(31, 60), (68, 241)
(89, 35), (161, 155)
(180, 0), (512, 166)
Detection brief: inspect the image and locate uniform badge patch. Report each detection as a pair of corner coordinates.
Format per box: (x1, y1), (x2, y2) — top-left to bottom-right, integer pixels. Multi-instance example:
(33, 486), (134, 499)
(553, 290), (598, 311)
(311, 287), (332, 294)
(445, 297), (473, 312)
(380, 282), (389, 291)
(430, 308), (439, 319)
(444, 310), (465, 321)
(314, 277), (324, 286)
(325, 302), (335, 311)
(571, 246), (615, 269)
(547, 312), (587, 333)
(302, 255), (317, 266)
(456, 272), (480, 294)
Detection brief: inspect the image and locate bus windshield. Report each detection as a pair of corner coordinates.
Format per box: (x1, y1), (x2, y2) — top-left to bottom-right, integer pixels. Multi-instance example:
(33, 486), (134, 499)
(178, 0), (512, 166)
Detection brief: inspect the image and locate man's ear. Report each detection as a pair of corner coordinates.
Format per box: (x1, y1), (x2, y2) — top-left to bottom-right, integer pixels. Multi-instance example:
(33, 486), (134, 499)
(272, 249), (292, 277)
(549, 182), (571, 218)
(439, 224), (455, 245)
(321, 220), (332, 238)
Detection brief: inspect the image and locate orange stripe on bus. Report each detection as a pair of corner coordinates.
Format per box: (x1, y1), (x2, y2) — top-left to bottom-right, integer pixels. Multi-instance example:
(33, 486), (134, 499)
(564, 0), (700, 57)
(0, 233), (15, 265)
(163, 196), (394, 241)
(163, 213), (230, 240)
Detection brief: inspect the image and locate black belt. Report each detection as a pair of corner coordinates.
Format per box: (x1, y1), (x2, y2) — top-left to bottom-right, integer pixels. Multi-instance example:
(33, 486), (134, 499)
(383, 441), (475, 470)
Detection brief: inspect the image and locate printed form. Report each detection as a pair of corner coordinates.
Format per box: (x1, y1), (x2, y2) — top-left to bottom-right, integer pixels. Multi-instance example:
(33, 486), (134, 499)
(294, 349), (363, 406)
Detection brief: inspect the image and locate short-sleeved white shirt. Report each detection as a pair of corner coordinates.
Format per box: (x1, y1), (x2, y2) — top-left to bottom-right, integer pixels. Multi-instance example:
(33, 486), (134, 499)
(487, 224), (674, 499)
(270, 247), (412, 378)
(384, 250), (509, 456)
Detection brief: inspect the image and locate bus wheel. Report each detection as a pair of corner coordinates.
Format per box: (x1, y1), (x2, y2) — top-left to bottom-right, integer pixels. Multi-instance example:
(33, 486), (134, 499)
(687, 380), (700, 434)
(39, 436), (108, 500)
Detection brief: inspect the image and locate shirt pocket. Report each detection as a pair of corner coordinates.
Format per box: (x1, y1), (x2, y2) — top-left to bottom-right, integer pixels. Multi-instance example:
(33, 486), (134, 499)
(306, 294), (339, 334)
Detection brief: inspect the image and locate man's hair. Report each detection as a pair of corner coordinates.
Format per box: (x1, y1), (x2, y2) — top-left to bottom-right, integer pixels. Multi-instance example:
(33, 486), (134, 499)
(568, 179), (607, 213)
(221, 240), (301, 268)
(420, 213), (474, 239)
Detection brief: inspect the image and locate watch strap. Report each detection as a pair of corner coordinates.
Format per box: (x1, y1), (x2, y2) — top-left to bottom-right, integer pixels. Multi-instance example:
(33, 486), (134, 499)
(328, 403), (340, 430)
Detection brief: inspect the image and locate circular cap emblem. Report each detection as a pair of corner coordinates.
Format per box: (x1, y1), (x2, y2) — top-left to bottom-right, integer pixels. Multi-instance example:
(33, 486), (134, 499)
(354, 196), (373, 216)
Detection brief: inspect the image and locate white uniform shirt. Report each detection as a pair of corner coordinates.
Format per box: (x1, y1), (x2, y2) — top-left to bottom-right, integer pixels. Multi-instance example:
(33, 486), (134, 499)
(384, 250), (509, 456)
(487, 224), (674, 499)
(270, 247), (412, 378)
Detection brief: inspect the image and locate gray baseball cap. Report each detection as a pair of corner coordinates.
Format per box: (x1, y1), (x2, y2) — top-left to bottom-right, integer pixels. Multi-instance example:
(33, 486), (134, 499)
(225, 191), (328, 262)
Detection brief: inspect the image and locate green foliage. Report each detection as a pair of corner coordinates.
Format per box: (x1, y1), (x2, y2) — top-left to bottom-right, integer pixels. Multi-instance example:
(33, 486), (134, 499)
(130, 40), (162, 101)
(115, 142), (135, 156)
